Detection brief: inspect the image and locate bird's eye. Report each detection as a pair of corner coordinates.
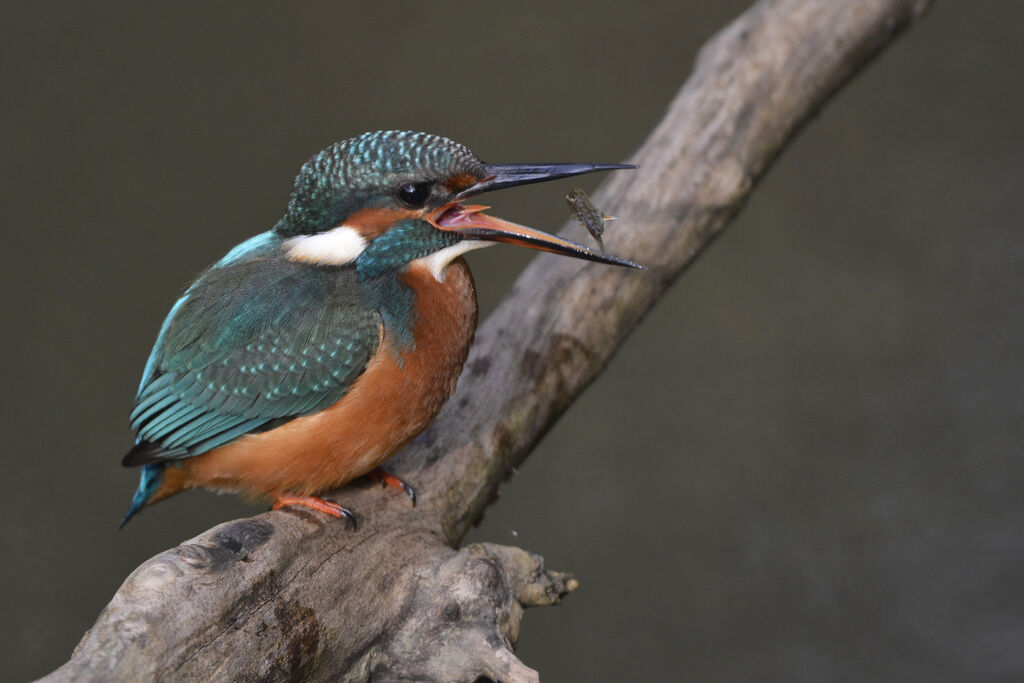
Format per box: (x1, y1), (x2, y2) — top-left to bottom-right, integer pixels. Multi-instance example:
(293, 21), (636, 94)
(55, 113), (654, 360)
(397, 182), (432, 208)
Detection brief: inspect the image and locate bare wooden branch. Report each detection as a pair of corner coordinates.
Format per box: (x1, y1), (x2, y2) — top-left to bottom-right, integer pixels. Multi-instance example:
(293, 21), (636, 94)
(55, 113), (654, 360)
(40, 1), (933, 681)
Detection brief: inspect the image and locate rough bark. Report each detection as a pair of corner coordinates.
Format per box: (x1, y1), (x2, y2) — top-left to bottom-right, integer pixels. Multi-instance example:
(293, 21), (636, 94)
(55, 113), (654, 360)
(40, 1), (933, 681)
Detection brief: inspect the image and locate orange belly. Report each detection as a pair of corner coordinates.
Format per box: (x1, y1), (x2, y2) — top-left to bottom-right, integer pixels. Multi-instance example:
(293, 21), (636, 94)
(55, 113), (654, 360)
(152, 259), (477, 503)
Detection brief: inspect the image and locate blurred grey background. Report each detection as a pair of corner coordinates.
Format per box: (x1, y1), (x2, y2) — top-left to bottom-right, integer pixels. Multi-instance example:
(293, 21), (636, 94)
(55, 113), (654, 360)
(3, 2), (1023, 681)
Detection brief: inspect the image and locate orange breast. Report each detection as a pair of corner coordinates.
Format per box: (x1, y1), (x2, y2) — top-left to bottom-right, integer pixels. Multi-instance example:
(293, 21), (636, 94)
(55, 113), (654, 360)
(153, 259), (478, 502)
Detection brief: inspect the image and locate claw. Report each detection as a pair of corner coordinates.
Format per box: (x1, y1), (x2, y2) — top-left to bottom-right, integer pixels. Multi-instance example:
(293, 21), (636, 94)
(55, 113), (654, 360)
(367, 467), (417, 506)
(272, 494), (357, 530)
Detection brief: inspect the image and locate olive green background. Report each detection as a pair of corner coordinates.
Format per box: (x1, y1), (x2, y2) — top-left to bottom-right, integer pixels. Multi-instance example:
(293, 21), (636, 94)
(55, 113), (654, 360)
(4, 2), (1023, 681)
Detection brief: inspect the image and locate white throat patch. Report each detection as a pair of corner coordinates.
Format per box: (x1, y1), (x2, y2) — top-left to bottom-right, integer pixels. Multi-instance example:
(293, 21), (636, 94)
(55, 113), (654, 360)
(412, 240), (493, 281)
(283, 225), (367, 266)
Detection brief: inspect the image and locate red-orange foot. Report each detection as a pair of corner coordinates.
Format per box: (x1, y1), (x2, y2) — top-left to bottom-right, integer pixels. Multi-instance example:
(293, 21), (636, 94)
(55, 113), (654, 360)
(367, 467), (417, 506)
(272, 495), (357, 530)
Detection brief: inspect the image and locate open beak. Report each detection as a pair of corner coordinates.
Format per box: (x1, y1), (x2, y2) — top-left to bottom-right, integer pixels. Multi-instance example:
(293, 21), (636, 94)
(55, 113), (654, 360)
(435, 162), (641, 269)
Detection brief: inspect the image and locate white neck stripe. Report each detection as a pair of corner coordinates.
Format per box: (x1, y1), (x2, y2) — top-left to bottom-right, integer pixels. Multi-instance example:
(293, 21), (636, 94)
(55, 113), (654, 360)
(411, 240), (493, 281)
(283, 225), (367, 265)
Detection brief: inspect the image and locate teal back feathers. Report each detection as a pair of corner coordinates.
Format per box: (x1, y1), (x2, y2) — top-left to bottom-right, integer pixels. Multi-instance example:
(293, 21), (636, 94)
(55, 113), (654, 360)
(125, 249), (382, 465)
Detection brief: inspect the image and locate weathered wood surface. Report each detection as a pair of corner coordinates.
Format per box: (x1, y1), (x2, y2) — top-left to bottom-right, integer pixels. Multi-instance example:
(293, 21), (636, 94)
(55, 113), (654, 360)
(40, 1), (933, 681)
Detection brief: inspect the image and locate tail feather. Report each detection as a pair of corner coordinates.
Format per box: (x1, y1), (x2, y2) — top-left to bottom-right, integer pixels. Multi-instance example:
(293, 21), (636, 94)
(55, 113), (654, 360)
(119, 463), (165, 528)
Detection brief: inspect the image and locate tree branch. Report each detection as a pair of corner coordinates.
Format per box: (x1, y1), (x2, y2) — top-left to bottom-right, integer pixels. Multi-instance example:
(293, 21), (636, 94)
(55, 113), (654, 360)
(40, 1), (933, 681)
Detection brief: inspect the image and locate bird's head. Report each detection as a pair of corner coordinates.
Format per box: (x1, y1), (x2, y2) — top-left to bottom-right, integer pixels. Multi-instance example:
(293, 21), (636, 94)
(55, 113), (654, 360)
(274, 130), (639, 279)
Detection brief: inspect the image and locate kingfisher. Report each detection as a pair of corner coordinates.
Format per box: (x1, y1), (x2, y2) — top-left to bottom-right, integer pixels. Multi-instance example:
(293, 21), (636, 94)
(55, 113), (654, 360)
(120, 130), (639, 528)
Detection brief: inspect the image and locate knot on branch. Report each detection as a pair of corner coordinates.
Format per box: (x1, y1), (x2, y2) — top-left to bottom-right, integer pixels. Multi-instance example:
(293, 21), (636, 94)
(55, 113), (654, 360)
(372, 543), (576, 683)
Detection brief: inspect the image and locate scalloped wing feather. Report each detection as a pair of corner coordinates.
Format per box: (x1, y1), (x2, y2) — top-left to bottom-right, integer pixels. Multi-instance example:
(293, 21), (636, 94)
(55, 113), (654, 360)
(124, 253), (382, 466)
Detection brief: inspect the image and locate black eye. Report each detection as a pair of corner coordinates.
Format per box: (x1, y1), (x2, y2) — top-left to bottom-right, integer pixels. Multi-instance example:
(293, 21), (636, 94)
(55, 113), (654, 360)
(397, 182), (431, 208)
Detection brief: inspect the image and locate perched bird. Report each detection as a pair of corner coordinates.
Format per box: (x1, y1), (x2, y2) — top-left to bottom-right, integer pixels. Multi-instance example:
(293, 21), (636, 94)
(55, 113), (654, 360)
(566, 187), (616, 252)
(120, 130), (639, 528)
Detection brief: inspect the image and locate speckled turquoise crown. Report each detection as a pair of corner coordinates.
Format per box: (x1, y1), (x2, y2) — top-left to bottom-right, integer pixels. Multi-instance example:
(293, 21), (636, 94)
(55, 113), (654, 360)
(276, 131), (487, 237)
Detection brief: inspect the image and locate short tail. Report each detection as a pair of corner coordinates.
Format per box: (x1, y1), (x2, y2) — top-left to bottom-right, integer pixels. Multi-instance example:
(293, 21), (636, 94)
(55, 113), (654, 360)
(119, 463), (165, 529)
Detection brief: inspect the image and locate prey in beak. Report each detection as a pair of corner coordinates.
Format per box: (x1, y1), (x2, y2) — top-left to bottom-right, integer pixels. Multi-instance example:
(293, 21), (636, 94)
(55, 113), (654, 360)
(431, 162), (642, 269)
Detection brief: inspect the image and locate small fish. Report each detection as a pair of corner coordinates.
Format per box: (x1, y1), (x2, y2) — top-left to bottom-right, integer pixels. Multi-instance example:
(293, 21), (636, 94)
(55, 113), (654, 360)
(566, 188), (616, 252)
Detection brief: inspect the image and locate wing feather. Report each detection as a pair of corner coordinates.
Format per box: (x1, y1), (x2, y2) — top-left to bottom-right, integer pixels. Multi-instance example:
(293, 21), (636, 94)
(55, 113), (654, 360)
(124, 251), (381, 466)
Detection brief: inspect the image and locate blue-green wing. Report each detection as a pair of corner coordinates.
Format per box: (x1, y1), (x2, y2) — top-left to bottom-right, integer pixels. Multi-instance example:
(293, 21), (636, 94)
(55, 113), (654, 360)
(123, 255), (381, 465)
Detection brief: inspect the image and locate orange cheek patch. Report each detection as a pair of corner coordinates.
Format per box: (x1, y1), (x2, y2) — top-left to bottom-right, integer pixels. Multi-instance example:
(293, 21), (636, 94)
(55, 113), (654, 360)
(345, 207), (426, 239)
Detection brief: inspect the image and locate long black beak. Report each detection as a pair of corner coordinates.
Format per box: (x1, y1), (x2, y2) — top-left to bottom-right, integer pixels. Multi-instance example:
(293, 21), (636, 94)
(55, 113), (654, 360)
(435, 161), (641, 269)
(455, 162), (637, 199)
